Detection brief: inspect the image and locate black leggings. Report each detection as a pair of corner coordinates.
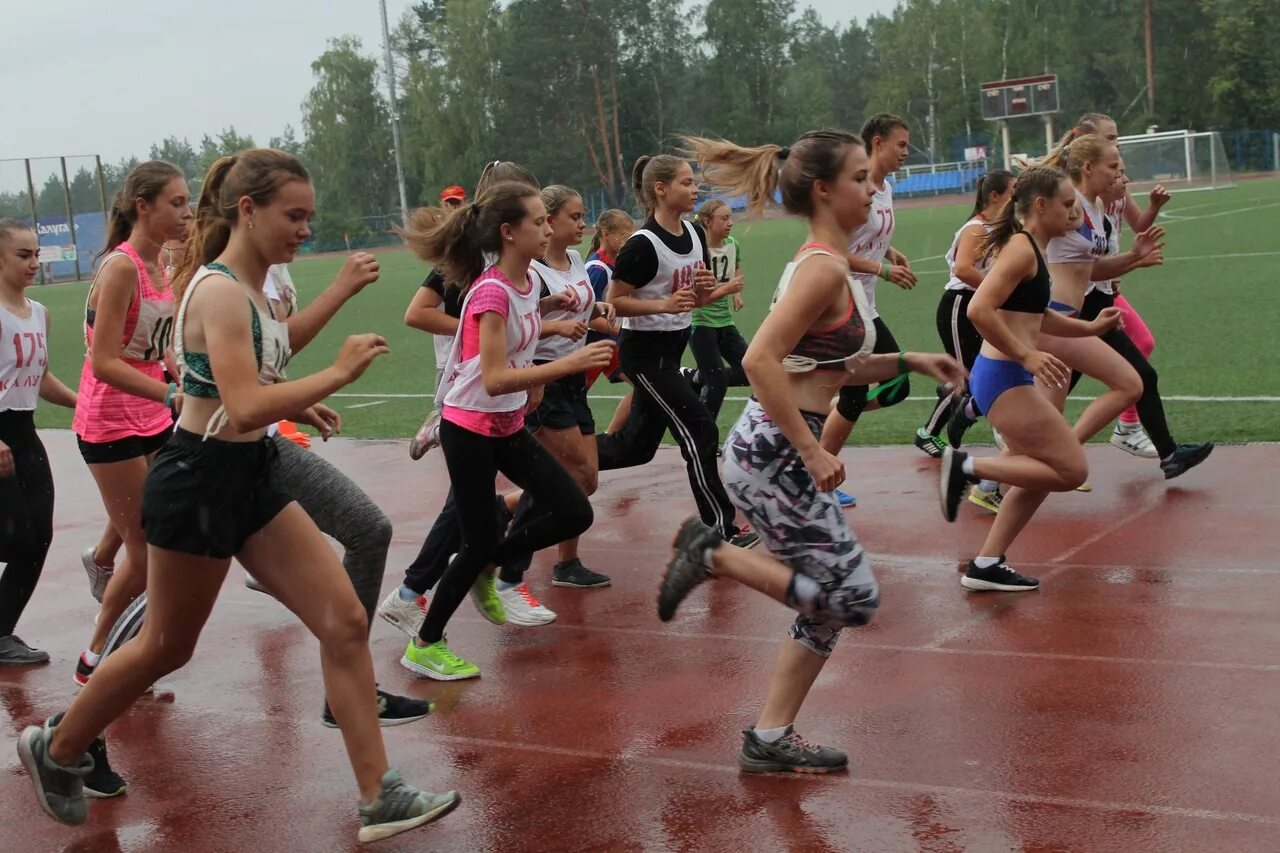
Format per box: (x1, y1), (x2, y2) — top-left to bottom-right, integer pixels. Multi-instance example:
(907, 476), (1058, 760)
(923, 289), (982, 436)
(597, 328), (737, 538)
(0, 411), (54, 638)
(403, 488), (510, 593)
(835, 316), (908, 423)
(418, 420), (592, 644)
(688, 324), (749, 420)
(1073, 289), (1176, 458)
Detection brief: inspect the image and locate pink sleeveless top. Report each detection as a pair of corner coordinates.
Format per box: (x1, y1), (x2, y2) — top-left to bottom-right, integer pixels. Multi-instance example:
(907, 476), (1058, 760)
(72, 242), (175, 442)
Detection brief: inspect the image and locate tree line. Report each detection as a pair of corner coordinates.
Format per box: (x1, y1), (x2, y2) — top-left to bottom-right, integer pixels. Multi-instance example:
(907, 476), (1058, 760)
(4, 0), (1275, 250)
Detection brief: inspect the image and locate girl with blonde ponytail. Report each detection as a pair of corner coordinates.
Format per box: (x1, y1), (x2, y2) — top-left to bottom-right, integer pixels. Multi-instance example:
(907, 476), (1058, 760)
(659, 129), (965, 774)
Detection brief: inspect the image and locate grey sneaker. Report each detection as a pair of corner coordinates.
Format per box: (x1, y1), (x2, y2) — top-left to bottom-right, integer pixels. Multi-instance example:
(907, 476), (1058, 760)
(357, 768), (460, 843)
(0, 635), (50, 665)
(738, 725), (848, 774)
(81, 547), (112, 604)
(658, 516), (722, 622)
(17, 717), (94, 825)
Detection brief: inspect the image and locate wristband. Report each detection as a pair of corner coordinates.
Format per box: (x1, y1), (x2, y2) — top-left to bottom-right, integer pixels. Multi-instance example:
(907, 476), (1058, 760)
(164, 382), (178, 407)
(880, 261), (892, 281)
(897, 353), (909, 375)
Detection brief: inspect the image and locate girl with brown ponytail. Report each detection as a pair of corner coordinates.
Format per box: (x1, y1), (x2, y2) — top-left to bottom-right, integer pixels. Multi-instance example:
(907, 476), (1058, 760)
(658, 130), (965, 773)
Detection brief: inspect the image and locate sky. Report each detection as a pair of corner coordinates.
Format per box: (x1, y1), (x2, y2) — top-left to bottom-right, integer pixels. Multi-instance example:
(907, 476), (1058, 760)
(0, 0), (900, 165)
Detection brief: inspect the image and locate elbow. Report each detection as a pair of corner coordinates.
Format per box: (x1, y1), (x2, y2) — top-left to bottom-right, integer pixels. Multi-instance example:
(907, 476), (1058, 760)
(482, 376), (505, 397)
(742, 350), (765, 383)
(90, 354), (114, 382)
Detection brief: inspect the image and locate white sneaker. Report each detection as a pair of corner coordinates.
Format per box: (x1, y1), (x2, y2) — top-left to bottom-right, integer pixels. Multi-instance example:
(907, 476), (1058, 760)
(377, 589), (428, 636)
(81, 547), (112, 604)
(496, 582), (556, 626)
(409, 410), (442, 460)
(1110, 424), (1158, 458)
(991, 427), (1007, 452)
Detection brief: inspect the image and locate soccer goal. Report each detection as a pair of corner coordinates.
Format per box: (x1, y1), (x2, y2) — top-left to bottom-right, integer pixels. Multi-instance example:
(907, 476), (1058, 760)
(1116, 130), (1234, 192)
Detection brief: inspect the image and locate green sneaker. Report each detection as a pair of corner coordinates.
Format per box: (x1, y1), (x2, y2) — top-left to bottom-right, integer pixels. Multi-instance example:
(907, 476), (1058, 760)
(400, 638), (480, 681)
(469, 572), (506, 625)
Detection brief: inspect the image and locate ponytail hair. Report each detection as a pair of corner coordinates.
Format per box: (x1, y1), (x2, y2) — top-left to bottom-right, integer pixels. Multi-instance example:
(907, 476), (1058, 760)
(693, 198), (728, 224)
(476, 160), (539, 196)
(969, 169), (1015, 218)
(1031, 133), (1113, 183)
(979, 165), (1067, 258)
(173, 148), (310, 305)
(398, 180), (540, 287)
(100, 160), (183, 260)
(632, 154), (686, 217)
(681, 129), (861, 218)
(588, 208), (632, 255)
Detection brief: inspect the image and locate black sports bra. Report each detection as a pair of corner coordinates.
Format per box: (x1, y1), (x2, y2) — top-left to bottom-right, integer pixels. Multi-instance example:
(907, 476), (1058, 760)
(999, 231), (1052, 314)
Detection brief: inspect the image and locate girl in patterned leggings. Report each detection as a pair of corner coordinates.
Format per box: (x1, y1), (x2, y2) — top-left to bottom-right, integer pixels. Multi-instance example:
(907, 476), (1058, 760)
(658, 130), (964, 773)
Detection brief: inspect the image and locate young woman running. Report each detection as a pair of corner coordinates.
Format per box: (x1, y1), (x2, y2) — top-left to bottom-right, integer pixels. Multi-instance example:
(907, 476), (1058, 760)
(18, 149), (459, 842)
(936, 166), (1129, 591)
(396, 180), (611, 680)
(914, 170), (1015, 512)
(658, 130), (965, 771)
(0, 220), (78, 665)
(72, 161), (191, 687)
(493, 185), (618, 618)
(595, 154), (757, 549)
(682, 199), (748, 421)
(1040, 133), (1212, 479)
(584, 209), (635, 432)
(818, 114), (917, 507)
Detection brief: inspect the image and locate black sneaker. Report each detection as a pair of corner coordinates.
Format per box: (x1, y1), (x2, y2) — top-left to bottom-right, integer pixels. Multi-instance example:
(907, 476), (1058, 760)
(728, 526), (760, 549)
(84, 735), (127, 798)
(658, 516), (722, 622)
(913, 428), (947, 459)
(738, 726), (848, 774)
(1160, 442), (1214, 480)
(73, 653), (96, 687)
(939, 447), (974, 522)
(946, 392), (978, 448)
(552, 559), (612, 588)
(323, 689), (435, 729)
(961, 557), (1040, 592)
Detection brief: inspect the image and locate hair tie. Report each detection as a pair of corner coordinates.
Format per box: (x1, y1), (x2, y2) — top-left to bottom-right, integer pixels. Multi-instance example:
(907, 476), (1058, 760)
(777, 146), (791, 160)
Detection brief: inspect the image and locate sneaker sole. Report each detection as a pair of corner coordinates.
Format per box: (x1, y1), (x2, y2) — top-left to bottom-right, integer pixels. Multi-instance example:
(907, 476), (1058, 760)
(0, 654), (50, 666)
(738, 752), (848, 774)
(399, 655), (479, 681)
(18, 726), (85, 825)
(82, 549), (110, 604)
(914, 436), (945, 459)
(961, 576), (1040, 592)
(1163, 445), (1214, 480)
(939, 448), (962, 522)
(84, 783), (127, 798)
(967, 491), (1000, 514)
(377, 609), (425, 638)
(1110, 435), (1158, 459)
(358, 790), (461, 843)
(659, 518), (713, 622)
(504, 611), (557, 627)
(551, 579), (612, 588)
(322, 705), (435, 730)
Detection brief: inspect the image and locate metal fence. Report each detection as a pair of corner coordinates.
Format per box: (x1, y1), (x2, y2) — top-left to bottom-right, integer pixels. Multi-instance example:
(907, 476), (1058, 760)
(0, 155), (114, 284)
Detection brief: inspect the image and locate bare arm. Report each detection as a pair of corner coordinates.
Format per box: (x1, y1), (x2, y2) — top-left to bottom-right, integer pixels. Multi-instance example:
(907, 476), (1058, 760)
(89, 258), (170, 403)
(1092, 226), (1164, 280)
(606, 278), (695, 317)
(404, 286), (458, 336)
(476, 312), (612, 396)
(1123, 184), (1170, 233)
(950, 224), (989, 289)
(283, 253), (380, 354)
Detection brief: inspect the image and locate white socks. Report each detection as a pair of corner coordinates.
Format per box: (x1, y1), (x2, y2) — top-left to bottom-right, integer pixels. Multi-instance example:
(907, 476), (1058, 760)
(961, 457), (976, 477)
(755, 725), (788, 743)
(974, 556), (1002, 569)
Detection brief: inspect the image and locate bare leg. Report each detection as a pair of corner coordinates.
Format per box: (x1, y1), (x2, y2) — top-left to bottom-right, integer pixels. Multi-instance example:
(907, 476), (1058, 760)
(92, 523), (124, 568)
(83, 455), (153, 654)
(1040, 335), (1141, 443)
(605, 386), (633, 434)
(756, 641), (827, 729)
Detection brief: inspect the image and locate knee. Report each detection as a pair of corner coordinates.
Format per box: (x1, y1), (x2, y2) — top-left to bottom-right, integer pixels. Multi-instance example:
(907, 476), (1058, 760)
(1134, 360), (1159, 393)
(835, 387), (867, 422)
(565, 493), (594, 538)
(580, 469), (599, 496)
(317, 600), (371, 654)
(140, 631), (199, 674)
(1057, 456), (1089, 491)
(357, 510), (394, 555)
(877, 374), (910, 408)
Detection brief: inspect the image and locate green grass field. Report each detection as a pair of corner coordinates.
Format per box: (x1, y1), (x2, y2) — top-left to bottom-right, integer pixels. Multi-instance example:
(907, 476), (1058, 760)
(32, 178), (1280, 444)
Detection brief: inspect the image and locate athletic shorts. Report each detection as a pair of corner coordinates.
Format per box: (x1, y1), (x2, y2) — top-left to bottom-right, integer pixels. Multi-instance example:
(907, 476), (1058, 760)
(77, 426), (171, 465)
(969, 353), (1035, 416)
(527, 370), (594, 435)
(141, 428), (292, 559)
(1048, 299), (1079, 318)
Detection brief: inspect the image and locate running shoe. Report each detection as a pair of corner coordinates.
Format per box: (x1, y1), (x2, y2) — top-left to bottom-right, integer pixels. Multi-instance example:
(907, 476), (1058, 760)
(834, 489), (857, 508)
(939, 447), (973, 522)
(469, 572), (507, 625)
(400, 637), (480, 681)
(1160, 442), (1214, 480)
(967, 483), (1003, 514)
(323, 690), (435, 729)
(84, 736), (126, 799)
(991, 427), (1007, 452)
(913, 428), (947, 459)
(81, 547), (112, 604)
(728, 526), (760, 549)
(658, 516), (721, 622)
(409, 410), (442, 461)
(496, 582), (557, 626)
(357, 768), (461, 844)
(1110, 423), (1158, 458)
(738, 726), (848, 774)
(0, 635), (50, 665)
(679, 366), (703, 397)
(946, 392), (978, 449)
(377, 590), (428, 637)
(1075, 482), (1093, 493)
(961, 557), (1040, 592)
(552, 559), (612, 588)
(73, 653), (96, 687)
(17, 716), (93, 825)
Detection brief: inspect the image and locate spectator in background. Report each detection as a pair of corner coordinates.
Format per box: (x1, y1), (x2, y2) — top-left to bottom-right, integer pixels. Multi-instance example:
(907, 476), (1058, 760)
(440, 186), (466, 210)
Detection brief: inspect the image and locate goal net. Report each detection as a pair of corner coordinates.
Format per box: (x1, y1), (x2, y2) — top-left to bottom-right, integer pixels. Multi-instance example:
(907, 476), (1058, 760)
(1116, 130), (1234, 192)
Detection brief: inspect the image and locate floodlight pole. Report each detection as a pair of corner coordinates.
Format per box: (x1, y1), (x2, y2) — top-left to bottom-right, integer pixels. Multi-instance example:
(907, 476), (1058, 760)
(1000, 121), (1012, 171)
(1043, 115), (1055, 155)
(380, 0), (410, 227)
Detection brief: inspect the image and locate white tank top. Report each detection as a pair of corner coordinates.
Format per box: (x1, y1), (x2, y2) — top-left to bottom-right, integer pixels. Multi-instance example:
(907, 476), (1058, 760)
(1086, 209), (1123, 297)
(621, 221), (705, 333)
(848, 180), (895, 318)
(1047, 189), (1109, 264)
(0, 299), (49, 412)
(438, 271), (542, 414)
(530, 250), (596, 360)
(944, 216), (993, 292)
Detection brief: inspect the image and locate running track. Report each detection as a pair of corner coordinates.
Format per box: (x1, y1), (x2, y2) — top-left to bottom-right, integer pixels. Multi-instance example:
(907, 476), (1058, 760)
(2, 432), (1278, 851)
